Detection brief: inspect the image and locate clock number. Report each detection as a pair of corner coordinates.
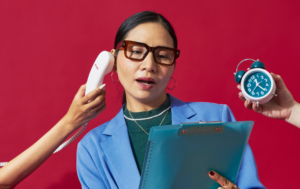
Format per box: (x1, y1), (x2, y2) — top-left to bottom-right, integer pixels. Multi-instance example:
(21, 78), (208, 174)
(251, 91), (255, 95)
(248, 88), (251, 92)
(247, 83), (251, 87)
(256, 92), (259, 96)
(261, 91), (264, 95)
(261, 76), (264, 79)
(266, 83), (269, 87)
(256, 75), (259, 78)
(264, 79), (267, 82)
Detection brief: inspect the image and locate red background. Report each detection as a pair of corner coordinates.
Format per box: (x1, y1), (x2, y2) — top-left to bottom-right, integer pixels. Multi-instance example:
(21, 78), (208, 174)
(1, 0), (299, 188)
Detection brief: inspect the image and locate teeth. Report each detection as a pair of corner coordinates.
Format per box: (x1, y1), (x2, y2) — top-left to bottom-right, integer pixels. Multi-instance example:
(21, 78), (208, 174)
(137, 80), (154, 85)
(140, 82), (151, 85)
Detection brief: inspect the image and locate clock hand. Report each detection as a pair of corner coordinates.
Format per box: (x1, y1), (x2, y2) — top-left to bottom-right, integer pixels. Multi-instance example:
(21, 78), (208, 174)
(256, 80), (267, 91)
(258, 85), (267, 91)
(252, 79), (259, 92)
(253, 85), (258, 92)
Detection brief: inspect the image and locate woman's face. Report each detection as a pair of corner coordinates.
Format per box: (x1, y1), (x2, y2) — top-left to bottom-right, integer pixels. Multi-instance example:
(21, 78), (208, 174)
(115, 22), (175, 104)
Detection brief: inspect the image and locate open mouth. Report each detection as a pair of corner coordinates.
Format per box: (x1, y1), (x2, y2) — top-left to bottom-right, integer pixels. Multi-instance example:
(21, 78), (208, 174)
(136, 79), (155, 85)
(136, 77), (156, 89)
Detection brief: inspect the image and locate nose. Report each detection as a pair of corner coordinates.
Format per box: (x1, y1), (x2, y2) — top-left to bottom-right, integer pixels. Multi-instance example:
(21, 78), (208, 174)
(139, 51), (157, 73)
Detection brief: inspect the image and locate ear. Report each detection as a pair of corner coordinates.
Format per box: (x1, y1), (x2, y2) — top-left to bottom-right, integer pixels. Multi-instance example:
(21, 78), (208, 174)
(110, 49), (117, 72)
(111, 49), (116, 56)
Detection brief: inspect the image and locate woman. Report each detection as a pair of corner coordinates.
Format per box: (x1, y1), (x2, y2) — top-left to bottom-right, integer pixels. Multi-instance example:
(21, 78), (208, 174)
(0, 84), (106, 189)
(76, 11), (265, 189)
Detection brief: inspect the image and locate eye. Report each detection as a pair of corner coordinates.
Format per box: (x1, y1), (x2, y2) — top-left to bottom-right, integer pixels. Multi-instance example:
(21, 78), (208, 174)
(132, 50), (143, 54)
(158, 54), (168, 59)
(157, 53), (172, 60)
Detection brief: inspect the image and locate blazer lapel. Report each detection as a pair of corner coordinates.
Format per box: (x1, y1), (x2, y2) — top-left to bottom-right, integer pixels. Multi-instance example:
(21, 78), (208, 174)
(100, 107), (140, 189)
(169, 94), (199, 124)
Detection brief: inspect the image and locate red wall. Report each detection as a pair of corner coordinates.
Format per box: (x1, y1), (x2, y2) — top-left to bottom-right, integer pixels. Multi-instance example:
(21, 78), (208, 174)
(1, 0), (299, 188)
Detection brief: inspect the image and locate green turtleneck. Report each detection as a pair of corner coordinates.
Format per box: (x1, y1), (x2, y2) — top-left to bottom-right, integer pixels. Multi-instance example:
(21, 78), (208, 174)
(123, 95), (172, 173)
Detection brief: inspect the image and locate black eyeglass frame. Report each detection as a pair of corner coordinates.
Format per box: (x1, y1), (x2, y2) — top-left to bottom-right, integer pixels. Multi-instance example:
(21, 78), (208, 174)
(116, 40), (180, 66)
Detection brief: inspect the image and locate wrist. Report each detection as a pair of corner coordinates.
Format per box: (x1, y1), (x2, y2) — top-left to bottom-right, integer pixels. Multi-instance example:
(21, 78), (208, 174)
(58, 115), (80, 133)
(286, 102), (300, 128)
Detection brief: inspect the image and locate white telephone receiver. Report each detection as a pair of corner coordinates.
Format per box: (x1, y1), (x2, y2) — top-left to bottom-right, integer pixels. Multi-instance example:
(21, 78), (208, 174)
(0, 51), (114, 167)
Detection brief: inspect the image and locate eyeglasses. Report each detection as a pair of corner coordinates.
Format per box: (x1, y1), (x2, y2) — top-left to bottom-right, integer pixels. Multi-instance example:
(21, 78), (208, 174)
(116, 40), (180, 66)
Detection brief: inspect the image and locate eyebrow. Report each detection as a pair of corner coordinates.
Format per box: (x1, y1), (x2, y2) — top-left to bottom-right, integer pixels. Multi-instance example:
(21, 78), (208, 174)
(125, 40), (174, 48)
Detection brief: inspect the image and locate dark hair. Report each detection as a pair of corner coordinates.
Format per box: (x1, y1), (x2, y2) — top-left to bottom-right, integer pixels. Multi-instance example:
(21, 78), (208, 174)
(113, 11), (178, 105)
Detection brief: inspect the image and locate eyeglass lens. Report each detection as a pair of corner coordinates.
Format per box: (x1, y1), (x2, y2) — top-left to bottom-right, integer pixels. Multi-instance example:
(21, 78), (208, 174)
(125, 43), (175, 65)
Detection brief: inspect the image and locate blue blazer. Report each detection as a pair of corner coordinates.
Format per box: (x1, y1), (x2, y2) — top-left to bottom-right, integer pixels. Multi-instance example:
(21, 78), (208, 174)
(77, 95), (265, 189)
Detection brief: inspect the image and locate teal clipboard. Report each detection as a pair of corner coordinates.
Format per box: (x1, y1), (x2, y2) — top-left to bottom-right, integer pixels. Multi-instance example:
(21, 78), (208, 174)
(139, 121), (254, 189)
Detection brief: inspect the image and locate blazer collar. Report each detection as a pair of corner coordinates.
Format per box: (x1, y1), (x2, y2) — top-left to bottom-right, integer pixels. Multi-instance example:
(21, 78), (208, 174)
(102, 94), (197, 135)
(102, 105), (126, 136)
(169, 94), (197, 124)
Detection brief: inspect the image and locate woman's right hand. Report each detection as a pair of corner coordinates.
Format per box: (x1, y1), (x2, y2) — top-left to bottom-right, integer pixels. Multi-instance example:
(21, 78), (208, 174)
(62, 84), (106, 130)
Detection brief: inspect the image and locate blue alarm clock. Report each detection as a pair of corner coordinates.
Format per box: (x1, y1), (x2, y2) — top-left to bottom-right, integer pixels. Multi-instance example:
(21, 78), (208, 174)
(234, 59), (277, 106)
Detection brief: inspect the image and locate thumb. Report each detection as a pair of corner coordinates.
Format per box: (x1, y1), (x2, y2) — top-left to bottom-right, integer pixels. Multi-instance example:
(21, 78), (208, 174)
(74, 84), (86, 100)
(271, 73), (287, 90)
(208, 170), (239, 189)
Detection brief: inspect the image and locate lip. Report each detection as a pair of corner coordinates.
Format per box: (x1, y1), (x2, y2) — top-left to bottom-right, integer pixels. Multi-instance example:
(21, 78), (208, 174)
(137, 77), (156, 83)
(136, 77), (156, 90)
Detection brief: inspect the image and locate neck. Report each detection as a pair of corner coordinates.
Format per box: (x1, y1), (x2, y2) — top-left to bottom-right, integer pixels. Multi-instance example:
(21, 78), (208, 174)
(126, 92), (167, 112)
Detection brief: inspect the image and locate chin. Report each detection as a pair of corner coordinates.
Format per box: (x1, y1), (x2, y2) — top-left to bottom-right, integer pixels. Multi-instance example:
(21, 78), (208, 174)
(130, 89), (165, 103)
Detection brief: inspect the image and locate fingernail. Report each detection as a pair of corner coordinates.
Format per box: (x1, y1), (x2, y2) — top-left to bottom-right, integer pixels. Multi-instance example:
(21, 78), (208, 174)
(209, 170), (215, 176)
(99, 84), (106, 90)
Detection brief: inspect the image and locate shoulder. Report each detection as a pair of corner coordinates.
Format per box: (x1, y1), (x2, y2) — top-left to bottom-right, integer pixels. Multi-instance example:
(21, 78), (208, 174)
(185, 102), (235, 122)
(169, 94), (231, 114)
(186, 101), (231, 113)
(78, 120), (111, 148)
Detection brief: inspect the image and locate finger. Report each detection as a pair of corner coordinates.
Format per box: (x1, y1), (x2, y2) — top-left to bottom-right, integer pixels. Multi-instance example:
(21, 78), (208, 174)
(244, 99), (253, 109)
(74, 84), (86, 100)
(89, 88), (106, 104)
(88, 95), (106, 111)
(270, 73), (287, 90)
(237, 85), (241, 90)
(238, 92), (246, 101)
(82, 84), (106, 104)
(208, 171), (239, 189)
(252, 102), (263, 114)
(96, 103), (106, 114)
(87, 89), (106, 108)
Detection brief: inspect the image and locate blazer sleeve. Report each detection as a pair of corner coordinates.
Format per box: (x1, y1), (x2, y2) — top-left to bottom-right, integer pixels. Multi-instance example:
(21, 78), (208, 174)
(77, 141), (107, 189)
(222, 105), (266, 189)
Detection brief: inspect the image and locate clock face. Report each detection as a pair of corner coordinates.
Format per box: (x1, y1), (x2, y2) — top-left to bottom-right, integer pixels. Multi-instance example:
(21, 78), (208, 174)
(244, 72), (272, 98)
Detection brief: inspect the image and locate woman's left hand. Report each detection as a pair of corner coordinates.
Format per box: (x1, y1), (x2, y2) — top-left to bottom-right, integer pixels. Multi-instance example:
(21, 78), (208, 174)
(208, 170), (240, 189)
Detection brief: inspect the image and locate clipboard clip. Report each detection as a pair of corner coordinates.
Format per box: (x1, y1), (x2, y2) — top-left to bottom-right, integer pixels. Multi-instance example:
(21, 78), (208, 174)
(179, 121), (223, 136)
